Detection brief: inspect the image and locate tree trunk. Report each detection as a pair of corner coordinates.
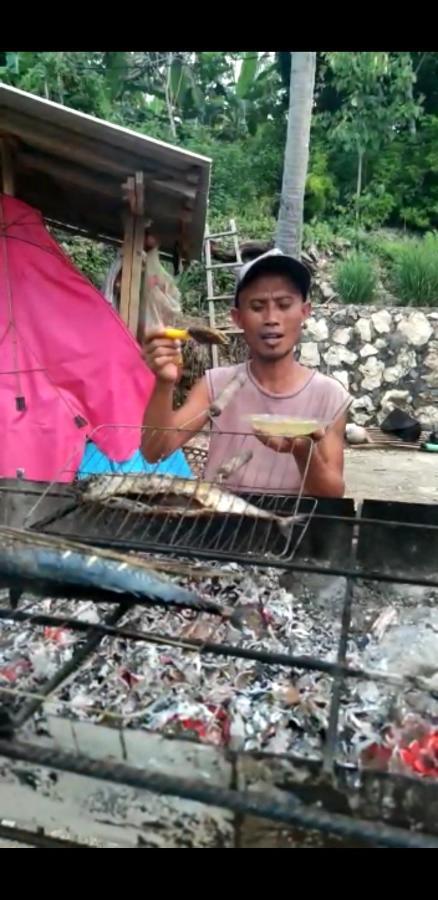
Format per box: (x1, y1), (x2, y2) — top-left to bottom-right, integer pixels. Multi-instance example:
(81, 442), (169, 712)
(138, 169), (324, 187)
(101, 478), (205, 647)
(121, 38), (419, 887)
(276, 51), (316, 258)
(164, 52), (177, 139)
(355, 144), (364, 221)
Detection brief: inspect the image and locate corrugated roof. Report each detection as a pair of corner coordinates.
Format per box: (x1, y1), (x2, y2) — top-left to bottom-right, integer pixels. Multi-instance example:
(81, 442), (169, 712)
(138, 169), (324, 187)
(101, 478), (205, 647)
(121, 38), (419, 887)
(0, 83), (211, 258)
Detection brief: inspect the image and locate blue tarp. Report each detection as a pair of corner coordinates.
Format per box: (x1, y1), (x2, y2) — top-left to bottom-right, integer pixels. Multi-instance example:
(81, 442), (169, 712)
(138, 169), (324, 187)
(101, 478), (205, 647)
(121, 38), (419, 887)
(78, 442), (193, 479)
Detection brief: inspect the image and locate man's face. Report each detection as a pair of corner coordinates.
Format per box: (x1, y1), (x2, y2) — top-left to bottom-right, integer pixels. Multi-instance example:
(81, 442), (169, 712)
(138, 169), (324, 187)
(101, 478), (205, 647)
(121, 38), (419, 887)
(232, 272), (311, 361)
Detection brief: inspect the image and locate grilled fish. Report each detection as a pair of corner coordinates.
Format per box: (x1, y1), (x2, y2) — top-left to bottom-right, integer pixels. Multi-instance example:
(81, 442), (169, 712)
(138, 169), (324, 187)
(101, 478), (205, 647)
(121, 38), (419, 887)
(81, 474), (306, 540)
(0, 527), (224, 614)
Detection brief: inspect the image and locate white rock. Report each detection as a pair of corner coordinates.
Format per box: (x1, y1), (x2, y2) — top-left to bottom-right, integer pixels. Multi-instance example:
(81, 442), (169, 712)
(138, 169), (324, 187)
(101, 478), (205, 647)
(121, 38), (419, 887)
(359, 343), (378, 358)
(416, 405), (438, 425)
(381, 389), (411, 413)
(304, 317), (329, 341)
(352, 395), (374, 413)
(383, 365), (403, 384)
(355, 317), (372, 342)
(375, 338), (387, 350)
(300, 341), (320, 367)
(360, 356), (385, 390)
(345, 423), (372, 444)
(424, 370), (438, 386)
(332, 326), (352, 345)
(332, 369), (349, 391)
(424, 343), (438, 369)
(396, 348), (417, 374)
(324, 346), (357, 367)
(397, 311), (433, 347)
(353, 411), (373, 426)
(371, 310), (392, 334)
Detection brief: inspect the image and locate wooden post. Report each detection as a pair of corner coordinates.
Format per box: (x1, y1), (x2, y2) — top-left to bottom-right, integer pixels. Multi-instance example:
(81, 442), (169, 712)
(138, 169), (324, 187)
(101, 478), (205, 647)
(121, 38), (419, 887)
(204, 223), (218, 368)
(119, 172), (145, 338)
(0, 138), (15, 195)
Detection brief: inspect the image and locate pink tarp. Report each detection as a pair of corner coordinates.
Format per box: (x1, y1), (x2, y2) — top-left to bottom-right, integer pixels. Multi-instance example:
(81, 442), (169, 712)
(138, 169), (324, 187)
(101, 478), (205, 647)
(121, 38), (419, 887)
(0, 194), (155, 482)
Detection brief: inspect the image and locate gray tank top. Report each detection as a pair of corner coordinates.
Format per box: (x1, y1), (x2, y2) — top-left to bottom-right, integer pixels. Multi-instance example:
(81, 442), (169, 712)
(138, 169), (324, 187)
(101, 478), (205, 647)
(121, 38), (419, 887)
(205, 362), (351, 493)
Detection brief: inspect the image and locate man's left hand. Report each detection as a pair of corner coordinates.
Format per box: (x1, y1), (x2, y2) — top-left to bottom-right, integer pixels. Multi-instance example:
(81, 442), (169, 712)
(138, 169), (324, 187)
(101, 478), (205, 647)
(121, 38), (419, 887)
(254, 427), (326, 454)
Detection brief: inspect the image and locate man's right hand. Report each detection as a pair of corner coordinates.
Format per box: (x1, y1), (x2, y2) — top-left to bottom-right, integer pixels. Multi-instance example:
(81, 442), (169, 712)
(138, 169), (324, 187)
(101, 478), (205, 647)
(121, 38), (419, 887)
(143, 330), (182, 384)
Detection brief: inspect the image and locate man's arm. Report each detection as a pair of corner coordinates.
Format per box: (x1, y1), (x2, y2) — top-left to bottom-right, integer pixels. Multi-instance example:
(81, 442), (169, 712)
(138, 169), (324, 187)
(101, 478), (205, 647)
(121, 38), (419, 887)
(292, 414), (347, 497)
(141, 330), (210, 462)
(142, 377), (210, 461)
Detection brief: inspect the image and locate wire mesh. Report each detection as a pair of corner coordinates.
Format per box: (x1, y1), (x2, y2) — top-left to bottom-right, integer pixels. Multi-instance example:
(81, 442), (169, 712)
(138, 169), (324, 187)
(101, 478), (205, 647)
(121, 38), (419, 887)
(26, 424), (318, 565)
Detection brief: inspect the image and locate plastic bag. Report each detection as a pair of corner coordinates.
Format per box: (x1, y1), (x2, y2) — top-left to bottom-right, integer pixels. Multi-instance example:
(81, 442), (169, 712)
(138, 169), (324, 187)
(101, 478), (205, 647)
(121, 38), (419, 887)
(142, 247), (181, 333)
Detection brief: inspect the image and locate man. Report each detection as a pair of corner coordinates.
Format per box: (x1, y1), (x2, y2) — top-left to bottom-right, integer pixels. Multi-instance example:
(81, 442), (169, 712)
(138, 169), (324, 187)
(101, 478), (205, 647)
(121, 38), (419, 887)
(142, 250), (351, 497)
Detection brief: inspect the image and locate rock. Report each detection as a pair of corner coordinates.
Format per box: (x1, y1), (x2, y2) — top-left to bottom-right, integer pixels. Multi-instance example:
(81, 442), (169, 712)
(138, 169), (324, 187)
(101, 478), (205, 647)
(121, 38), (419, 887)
(397, 311), (433, 347)
(375, 338), (387, 350)
(424, 370), (438, 387)
(360, 356), (385, 390)
(424, 343), (438, 369)
(300, 341), (320, 367)
(383, 365), (403, 384)
(396, 348), (417, 374)
(355, 318), (372, 342)
(319, 281), (337, 302)
(359, 343), (378, 358)
(352, 395), (374, 413)
(353, 411), (373, 426)
(416, 405), (438, 425)
(371, 310), (392, 334)
(304, 317), (329, 341)
(345, 423), (372, 444)
(332, 369), (349, 391)
(332, 326), (352, 345)
(381, 389), (411, 414)
(324, 346), (357, 367)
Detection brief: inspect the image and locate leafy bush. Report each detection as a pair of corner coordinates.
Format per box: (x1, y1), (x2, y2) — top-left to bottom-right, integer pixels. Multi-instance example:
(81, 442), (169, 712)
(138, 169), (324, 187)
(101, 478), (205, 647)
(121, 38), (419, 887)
(390, 233), (438, 305)
(334, 253), (377, 304)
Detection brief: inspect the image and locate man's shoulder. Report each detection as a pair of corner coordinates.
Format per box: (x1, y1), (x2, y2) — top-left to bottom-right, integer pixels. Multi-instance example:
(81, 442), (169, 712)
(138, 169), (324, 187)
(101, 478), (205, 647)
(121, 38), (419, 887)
(312, 370), (348, 393)
(310, 370), (352, 418)
(205, 363), (247, 403)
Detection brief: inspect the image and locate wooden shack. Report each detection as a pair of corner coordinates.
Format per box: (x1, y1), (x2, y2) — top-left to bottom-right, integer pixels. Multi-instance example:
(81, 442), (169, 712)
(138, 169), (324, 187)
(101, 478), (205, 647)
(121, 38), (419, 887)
(0, 83), (211, 337)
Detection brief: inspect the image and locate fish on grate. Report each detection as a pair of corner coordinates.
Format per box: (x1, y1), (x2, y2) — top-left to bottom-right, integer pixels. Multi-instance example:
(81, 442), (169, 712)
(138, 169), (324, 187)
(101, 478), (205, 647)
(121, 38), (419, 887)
(79, 473), (306, 541)
(0, 527), (226, 614)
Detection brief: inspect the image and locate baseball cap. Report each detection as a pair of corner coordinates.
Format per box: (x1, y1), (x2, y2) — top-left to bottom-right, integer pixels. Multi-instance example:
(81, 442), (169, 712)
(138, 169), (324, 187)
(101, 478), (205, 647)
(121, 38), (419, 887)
(234, 248), (311, 306)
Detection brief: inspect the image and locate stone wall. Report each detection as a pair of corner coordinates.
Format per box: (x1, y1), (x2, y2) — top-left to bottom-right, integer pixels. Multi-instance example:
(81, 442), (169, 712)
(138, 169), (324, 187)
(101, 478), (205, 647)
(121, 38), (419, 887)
(299, 306), (438, 426)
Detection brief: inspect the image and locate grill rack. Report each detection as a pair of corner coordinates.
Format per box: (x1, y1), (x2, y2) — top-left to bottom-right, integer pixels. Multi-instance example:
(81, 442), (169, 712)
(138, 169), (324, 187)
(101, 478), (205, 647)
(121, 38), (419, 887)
(26, 425), (321, 567)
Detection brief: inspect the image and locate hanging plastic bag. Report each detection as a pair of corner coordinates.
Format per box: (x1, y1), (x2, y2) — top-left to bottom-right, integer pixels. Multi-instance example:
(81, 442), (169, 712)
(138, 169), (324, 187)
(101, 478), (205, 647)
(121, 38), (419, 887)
(142, 247), (181, 333)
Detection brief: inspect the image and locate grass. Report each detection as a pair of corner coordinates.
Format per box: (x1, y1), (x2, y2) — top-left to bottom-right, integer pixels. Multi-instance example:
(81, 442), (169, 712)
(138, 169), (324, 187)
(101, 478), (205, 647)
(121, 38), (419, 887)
(334, 253), (377, 305)
(390, 233), (438, 306)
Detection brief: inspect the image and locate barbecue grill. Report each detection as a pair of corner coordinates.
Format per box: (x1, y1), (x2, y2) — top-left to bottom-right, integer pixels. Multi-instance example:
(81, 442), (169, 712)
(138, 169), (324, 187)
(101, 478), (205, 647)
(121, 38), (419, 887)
(0, 429), (438, 848)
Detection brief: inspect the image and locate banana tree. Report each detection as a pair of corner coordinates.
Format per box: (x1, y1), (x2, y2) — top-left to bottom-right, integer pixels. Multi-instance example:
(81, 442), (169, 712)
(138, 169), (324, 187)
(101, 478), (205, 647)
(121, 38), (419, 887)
(276, 51), (316, 257)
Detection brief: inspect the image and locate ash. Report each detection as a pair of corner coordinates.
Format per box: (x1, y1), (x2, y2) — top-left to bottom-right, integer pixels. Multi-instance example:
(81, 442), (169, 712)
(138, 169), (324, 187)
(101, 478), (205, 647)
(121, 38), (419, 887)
(1, 562), (438, 764)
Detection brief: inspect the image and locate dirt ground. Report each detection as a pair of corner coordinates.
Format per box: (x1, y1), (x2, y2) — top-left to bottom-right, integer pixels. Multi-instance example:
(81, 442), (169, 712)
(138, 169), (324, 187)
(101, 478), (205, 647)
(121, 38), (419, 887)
(344, 448), (438, 504)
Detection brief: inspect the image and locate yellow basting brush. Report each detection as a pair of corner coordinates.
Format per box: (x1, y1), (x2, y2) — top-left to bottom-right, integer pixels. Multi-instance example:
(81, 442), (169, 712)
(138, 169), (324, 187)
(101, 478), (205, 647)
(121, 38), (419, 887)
(163, 325), (229, 347)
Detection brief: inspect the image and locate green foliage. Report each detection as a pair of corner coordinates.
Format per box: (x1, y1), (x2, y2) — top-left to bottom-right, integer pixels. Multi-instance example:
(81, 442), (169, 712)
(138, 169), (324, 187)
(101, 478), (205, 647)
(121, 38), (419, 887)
(3, 49), (438, 272)
(334, 253), (377, 304)
(57, 235), (114, 289)
(305, 146), (338, 218)
(390, 233), (438, 306)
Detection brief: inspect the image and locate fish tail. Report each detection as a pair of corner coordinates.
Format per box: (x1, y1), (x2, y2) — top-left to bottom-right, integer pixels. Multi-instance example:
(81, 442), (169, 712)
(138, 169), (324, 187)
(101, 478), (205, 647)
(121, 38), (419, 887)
(276, 513), (307, 542)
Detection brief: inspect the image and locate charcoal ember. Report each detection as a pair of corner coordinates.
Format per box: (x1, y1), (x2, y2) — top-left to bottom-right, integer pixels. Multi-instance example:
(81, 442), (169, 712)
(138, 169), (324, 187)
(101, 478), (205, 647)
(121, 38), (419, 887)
(229, 603), (267, 637)
(1, 553), (438, 769)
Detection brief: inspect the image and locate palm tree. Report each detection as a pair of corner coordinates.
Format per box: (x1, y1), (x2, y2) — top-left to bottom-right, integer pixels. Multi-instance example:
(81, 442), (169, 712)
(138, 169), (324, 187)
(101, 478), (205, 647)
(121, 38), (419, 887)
(276, 52), (316, 258)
